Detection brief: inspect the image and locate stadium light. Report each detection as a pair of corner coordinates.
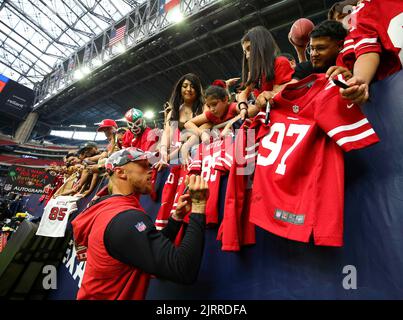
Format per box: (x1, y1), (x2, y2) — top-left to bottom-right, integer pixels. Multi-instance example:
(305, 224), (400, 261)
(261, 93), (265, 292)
(167, 7), (184, 24)
(92, 58), (103, 67)
(74, 66), (91, 80)
(74, 69), (84, 80)
(144, 110), (155, 120)
(69, 124), (87, 128)
(81, 66), (91, 75)
(116, 44), (126, 54)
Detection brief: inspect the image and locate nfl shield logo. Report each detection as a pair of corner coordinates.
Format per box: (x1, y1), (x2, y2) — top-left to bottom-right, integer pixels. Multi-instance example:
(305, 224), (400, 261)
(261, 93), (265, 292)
(135, 221), (147, 232)
(292, 105), (300, 113)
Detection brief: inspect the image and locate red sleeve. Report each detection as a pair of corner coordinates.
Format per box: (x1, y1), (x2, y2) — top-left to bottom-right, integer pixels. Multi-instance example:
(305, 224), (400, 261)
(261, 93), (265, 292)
(337, 35), (356, 71)
(214, 135), (234, 173)
(140, 127), (158, 152)
(155, 165), (181, 230)
(187, 144), (202, 173)
(315, 77), (380, 152)
(205, 110), (220, 124)
(122, 130), (134, 148)
(349, 1), (382, 58)
(253, 57), (294, 98)
(218, 125), (256, 251)
(273, 56), (294, 85)
(228, 102), (239, 118)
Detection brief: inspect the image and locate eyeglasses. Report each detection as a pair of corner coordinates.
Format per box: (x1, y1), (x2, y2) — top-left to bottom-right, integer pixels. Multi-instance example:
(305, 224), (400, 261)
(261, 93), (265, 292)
(306, 44), (337, 55)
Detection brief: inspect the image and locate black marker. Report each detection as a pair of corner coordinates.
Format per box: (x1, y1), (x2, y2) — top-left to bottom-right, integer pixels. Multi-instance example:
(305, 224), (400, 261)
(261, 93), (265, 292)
(332, 78), (350, 89)
(265, 100), (271, 125)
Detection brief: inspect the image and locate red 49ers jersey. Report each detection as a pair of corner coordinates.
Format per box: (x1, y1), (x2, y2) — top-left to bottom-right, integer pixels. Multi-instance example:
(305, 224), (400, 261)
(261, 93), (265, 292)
(155, 165), (182, 230)
(348, 0), (403, 80)
(337, 33), (356, 71)
(249, 74), (380, 247)
(155, 160), (198, 230)
(189, 135), (233, 225)
(216, 124), (257, 251)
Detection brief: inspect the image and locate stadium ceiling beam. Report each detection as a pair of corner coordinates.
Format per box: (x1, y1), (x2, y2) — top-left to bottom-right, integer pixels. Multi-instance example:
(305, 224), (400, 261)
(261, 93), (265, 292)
(192, 26), (230, 77)
(0, 41), (48, 77)
(0, 60), (36, 86)
(96, 0), (117, 22)
(296, 0), (304, 17)
(37, 0), (94, 39)
(58, 38), (241, 118)
(27, 0), (82, 48)
(108, 0), (125, 17)
(0, 0), (7, 11)
(1, 6), (68, 58)
(17, 73), (43, 84)
(0, 23), (54, 70)
(66, 0), (105, 32)
(60, 0), (98, 37)
(74, 0), (114, 24)
(122, 0), (140, 6)
(59, 3), (331, 111)
(5, 1), (79, 50)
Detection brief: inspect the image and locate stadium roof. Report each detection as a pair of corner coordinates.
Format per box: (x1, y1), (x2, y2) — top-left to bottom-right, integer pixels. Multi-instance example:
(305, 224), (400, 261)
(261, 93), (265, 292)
(0, 0), (145, 88)
(0, 0), (339, 144)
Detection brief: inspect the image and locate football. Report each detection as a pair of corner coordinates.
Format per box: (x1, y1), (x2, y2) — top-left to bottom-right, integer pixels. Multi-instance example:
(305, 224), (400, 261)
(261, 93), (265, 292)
(289, 18), (315, 47)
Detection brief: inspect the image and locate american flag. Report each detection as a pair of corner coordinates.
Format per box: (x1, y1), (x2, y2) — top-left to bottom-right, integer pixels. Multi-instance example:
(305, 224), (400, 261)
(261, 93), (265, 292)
(159, 0), (180, 15)
(109, 25), (126, 47)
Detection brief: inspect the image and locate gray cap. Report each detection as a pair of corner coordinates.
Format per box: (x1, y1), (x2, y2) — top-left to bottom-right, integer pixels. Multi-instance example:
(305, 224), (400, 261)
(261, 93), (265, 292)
(105, 147), (158, 173)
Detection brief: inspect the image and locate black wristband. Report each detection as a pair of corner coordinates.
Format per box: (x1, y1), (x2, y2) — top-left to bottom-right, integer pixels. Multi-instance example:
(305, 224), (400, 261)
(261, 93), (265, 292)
(237, 101), (248, 111)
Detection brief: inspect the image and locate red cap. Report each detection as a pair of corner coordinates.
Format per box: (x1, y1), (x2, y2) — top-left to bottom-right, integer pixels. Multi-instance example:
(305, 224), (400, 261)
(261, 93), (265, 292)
(212, 79), (227, 89)
(97, 119), (118, 132)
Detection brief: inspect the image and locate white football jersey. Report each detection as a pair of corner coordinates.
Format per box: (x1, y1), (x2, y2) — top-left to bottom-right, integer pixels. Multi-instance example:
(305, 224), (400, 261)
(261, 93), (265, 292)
(36, 196), (80, 237)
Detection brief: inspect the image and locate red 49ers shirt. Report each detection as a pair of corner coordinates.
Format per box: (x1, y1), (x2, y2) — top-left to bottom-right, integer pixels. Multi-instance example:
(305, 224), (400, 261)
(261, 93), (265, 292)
(249, 73), (380, 247)
(189, 135), (233, 225)
(348, 0), (403, 80)
(215, 123), (257, 251)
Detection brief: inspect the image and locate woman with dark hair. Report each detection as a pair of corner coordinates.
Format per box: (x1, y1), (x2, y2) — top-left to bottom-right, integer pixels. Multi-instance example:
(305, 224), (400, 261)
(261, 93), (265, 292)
(153, 73), (205, 233)
(154, 73), (204, 170)
(168, 73), (204, 124)
(237, 26), (294, 119)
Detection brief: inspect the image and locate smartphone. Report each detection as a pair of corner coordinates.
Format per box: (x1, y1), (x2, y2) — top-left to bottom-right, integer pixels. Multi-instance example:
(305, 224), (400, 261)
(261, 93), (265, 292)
(332, 78), (350, 89)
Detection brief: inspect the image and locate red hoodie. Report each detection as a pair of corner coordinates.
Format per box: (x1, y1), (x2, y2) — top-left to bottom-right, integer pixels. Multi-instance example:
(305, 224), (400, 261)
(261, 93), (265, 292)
(71, 194), (150, 300)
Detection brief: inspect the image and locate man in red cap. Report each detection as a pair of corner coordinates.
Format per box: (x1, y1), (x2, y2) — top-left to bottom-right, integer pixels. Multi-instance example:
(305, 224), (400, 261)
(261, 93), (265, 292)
(97, 119), (119, 156)
(83, 119), (119, 176)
